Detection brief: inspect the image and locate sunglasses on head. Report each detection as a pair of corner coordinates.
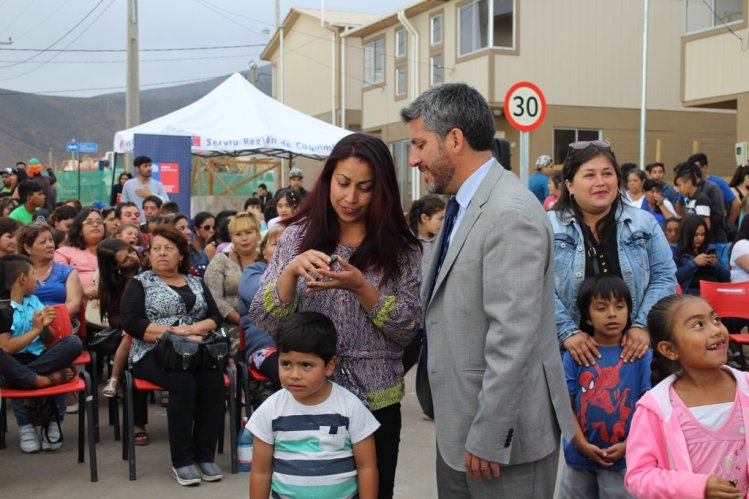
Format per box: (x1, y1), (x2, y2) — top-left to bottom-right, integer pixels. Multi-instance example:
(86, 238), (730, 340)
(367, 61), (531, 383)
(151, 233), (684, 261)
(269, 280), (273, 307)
(568, 140), (611, 151)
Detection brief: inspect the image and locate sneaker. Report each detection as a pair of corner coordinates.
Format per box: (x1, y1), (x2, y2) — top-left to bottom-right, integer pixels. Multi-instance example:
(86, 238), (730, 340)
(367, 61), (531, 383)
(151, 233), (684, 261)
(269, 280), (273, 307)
(196, 462), (223, 482)
(19, 424), (40, 453)
(41, 421), (63, 451)
(172, 464), (202, 486)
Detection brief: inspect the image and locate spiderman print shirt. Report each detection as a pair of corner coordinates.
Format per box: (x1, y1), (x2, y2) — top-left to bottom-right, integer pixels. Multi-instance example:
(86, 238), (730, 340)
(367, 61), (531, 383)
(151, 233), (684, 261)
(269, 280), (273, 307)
(563, 345), (652, 470)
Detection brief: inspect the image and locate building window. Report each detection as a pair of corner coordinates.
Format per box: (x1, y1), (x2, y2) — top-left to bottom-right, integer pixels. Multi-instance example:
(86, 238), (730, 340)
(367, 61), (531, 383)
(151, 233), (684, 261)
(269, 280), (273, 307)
(395, 66), (407, 97)
(390, 140), (413, 209)
(685, 0), (743, 33)
(459, 0), (515, 57)
(431, 14), (443, 46)
(553, 128), (602, 165)
(363, 38), (385, 86)
(395, 29), (407, 59)
(431, 54), (443, 86)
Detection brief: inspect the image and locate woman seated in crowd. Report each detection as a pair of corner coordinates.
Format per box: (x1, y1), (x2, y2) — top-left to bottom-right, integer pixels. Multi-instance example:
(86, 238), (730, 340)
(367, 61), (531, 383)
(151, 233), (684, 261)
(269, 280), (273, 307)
(54, 207), (104, 302)
(729, 164), (749, 226)
(102, 206), (119, 237)
(624, 168), (647, 209)
(673, 214), (730, 295)
(0, 217), (20, 258)
(641, 178), (676, 225)
(120, 225), (225, 486)
(203, 210), (236, 261)
(189, 211), (214, 278)
(266, 190), (301, 230)
(238, 226), (284, 393)
(204, 212), (260, 355)
(0, 197), (19, 217)
(48, 205), (78, 245)
(17, 223), (82, 317)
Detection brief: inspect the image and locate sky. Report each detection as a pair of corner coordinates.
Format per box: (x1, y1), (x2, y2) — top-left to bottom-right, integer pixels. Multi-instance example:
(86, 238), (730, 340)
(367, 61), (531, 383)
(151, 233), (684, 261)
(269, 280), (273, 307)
(0, 0), (409, 97)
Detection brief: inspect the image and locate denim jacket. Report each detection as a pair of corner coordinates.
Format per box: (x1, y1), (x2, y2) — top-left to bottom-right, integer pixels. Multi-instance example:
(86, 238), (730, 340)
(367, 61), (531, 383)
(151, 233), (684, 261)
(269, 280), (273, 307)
(548, 204), (677, 346)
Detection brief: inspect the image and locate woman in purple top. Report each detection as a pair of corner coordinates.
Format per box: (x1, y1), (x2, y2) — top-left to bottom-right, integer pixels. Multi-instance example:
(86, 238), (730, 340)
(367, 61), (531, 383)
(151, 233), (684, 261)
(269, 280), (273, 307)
(250, 133), (422, 499)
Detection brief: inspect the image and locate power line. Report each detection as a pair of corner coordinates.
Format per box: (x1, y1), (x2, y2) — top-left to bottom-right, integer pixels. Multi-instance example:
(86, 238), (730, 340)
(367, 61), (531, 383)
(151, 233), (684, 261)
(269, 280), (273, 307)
(0, 53), (261, 64)
(0, 0), (107, 69)
(0, 43), (266, 53)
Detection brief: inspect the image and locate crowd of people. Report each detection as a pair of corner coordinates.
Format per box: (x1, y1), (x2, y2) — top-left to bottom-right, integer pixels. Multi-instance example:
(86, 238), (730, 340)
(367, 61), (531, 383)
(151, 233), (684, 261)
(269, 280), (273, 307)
(1, 83), (749, 498)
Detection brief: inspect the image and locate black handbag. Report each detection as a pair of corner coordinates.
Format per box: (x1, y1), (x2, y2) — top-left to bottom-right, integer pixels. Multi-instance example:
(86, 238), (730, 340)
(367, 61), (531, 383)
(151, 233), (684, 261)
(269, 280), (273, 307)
(155, 329), (229, 371)
(88, 327), (122, 355)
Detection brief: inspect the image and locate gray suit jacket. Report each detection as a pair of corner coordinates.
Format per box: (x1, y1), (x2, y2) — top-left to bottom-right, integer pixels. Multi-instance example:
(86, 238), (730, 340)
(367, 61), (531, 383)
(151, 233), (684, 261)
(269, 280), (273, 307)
(419, 161), (575, 471)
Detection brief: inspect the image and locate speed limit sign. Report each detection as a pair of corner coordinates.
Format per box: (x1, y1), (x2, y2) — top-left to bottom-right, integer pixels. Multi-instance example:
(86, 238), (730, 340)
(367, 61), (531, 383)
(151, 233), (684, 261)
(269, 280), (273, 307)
(503, 81), (547, 132)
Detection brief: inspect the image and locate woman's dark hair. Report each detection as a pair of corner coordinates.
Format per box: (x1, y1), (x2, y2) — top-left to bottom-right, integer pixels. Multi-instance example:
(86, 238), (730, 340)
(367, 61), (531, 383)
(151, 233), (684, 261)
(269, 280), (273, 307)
(626, 169), (646, 187)
(119, 172), (133, 183)
(101, 206), (116, 221)
(67, 207), (102, 250)
(734, 216), (749, 244)
(193, 211), (214, 231)
(286, 133), (421, 285)
(97, 238), (139, 322)
(275, 311), (338, 364)
(48, 205), (78, 227)
(206, 210), (237, 246)
(677, 215), (709, 259)
(0, 197), (18, 215)
(576, 273), (632, 335)
(0, 217), (20, 238)
(729, 164), (749, 188)
(278, 190), (302, 210)
(550, 171), (563, 189)
(554, 144), (623, 235)
(146, 225), (191, 275)
(647, 294), (695, 385)
(408, 194), (446, 234)
(63, 199), (83, 212)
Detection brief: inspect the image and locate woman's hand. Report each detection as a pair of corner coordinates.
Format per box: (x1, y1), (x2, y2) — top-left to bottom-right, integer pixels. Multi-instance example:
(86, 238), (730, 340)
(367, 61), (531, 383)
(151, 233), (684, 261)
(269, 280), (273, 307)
(170, 324), (207, 337)
(83, 284), (98, 299)
(694, 253), (711, 266)
(563, 332), (601, 367)
(620, 327), (650, 362)
(284, 250), (334, 283)
(310, 256), (367, 293)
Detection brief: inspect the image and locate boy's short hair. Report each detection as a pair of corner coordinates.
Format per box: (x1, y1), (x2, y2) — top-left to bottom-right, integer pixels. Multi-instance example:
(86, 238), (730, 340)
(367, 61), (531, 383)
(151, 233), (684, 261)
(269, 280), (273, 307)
(18, 180), (42, 203)
(2, 254), (32, 290)
(159, 201), (180, 216)
(244, 197), (262, 211)
(142, 195), (163, 209)
(576, 273), (633, 335)
(275, 312), (337, 364)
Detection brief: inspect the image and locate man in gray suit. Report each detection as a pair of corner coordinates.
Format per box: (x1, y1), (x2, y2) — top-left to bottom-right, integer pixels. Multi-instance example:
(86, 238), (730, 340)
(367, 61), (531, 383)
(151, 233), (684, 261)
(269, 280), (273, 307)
(401, 84), (574, 497)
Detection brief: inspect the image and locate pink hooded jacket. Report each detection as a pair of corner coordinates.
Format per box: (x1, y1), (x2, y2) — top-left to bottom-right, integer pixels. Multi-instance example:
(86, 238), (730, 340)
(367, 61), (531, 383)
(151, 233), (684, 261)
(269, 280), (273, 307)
(625, 365), (749, 498)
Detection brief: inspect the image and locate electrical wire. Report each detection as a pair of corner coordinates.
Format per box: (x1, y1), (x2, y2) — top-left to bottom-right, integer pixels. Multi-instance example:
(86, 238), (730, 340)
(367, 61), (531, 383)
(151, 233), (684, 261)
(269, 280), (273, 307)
(699, 0), (749, 51)
(0, 43), (267, 53)
(0, 53), (259, 64)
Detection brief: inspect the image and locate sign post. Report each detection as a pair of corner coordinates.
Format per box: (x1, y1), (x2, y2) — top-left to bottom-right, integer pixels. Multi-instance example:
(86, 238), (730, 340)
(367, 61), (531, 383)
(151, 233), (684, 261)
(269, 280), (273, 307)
(67, 141), (98, 200)
(503, 81), (547, 186)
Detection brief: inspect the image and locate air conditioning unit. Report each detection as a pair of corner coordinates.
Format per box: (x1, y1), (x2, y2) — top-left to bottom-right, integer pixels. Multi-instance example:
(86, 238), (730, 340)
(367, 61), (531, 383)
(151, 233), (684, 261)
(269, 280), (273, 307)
(736, 142), (748, 166)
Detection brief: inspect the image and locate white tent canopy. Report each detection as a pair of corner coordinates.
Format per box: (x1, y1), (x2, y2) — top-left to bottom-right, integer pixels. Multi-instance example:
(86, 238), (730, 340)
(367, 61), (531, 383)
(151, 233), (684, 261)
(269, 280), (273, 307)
(113, 73), (352, 159)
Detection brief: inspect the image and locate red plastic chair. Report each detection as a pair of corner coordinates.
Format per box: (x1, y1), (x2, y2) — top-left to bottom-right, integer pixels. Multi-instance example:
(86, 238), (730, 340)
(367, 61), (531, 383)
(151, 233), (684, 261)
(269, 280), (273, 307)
(0, 371), (98, 482)
(236, 323), (276, 419)
(121, 369), (238, 480)
(700, 280), (749, 368)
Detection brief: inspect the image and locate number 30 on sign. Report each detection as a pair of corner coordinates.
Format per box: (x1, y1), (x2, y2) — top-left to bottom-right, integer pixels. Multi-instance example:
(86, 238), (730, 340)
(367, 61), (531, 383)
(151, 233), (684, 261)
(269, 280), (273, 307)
(503, 81), (547, 132)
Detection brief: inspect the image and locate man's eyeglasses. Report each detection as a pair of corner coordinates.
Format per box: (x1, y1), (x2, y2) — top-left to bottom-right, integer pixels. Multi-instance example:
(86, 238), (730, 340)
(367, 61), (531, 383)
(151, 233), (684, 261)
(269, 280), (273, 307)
(199, 224), (215, 231)
(82, 219), (104, 226)
(568, 140), (611, 151)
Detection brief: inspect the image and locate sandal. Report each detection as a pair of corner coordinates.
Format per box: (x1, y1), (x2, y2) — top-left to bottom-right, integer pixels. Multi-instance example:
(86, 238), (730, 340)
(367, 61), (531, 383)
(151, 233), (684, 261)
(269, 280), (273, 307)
(102, 377), (119, 398)
(45, 368), (74, 387)
(133, 432), (149, 446)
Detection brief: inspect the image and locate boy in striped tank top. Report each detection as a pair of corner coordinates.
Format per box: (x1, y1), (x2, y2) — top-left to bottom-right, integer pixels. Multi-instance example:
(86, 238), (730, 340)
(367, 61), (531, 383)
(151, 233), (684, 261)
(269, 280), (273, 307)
(248, 312), (380, 499)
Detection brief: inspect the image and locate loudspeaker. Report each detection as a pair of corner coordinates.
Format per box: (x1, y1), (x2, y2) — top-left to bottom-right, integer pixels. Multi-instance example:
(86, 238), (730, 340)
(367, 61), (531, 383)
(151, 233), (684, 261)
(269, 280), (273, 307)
(492, 138), (512, 171)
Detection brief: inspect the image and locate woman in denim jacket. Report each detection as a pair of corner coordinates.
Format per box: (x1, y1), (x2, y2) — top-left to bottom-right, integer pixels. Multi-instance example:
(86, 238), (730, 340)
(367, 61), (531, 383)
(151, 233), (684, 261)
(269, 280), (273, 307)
(548, 141), (676, 368)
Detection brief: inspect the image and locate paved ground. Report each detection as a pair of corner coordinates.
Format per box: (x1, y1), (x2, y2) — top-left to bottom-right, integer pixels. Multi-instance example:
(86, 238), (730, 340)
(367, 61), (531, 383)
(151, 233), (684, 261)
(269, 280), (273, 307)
(1, 370), (437, 498)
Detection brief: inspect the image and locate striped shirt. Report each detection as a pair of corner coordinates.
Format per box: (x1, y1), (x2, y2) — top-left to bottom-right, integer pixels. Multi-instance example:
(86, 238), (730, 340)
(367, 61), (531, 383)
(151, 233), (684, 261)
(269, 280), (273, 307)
(248, 382), (380, 498)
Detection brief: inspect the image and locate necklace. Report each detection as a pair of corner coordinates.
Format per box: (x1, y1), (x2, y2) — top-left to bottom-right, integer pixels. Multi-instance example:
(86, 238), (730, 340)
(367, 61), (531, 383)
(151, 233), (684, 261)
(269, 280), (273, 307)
(36, 262), (53, 286)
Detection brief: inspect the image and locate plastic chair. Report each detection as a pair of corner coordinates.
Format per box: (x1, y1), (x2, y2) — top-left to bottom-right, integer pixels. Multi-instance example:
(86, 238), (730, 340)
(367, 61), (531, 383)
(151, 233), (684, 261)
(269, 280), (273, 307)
(236, 323), (274, 420)
(49, 303), (101, 441)
(700, 280), (749, 368)
(121, 368), (238, 480)
(0, 371), (98, 482)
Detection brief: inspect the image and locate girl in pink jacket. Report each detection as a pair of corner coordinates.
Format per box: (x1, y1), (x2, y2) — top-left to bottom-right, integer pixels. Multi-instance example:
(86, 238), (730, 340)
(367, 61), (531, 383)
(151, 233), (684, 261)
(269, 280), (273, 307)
(625, 294), (748, 498)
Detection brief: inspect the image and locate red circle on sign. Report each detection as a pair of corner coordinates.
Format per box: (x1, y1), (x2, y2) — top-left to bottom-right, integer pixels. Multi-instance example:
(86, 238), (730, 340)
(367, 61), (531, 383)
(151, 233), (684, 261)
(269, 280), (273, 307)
(503, 81), (547, 132)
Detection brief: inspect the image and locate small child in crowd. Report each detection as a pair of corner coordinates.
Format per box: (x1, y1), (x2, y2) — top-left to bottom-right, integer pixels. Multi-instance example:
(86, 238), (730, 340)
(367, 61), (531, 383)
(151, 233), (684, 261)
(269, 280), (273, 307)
(247, 311), (379, 499)
(0, 254), (82, 453)
(625, 294), (748, 498)
(559, 273), (651, 499)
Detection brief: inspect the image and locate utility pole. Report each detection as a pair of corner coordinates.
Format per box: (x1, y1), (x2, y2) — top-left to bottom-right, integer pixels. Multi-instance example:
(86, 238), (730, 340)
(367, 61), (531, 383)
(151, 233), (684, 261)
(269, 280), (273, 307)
(125, 0), (140, 171)
(249, 60), (257, 85)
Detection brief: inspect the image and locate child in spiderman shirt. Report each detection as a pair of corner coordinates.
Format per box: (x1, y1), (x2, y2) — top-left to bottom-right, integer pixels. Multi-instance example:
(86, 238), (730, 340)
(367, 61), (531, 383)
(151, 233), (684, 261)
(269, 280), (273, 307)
(558, 273), (652, 499)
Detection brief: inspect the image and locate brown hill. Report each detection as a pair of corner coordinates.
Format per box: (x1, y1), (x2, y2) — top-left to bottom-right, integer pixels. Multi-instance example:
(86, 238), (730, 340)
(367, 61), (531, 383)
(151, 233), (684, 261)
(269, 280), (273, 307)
(0, 67), (272, 166)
